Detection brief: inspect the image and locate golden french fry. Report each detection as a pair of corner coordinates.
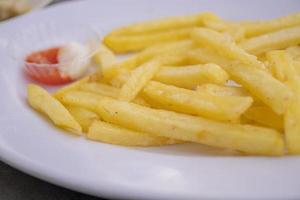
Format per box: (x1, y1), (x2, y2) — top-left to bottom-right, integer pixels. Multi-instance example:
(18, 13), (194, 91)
(103, 40), (193, 80)
(242, 12), (300, 37)
(142, 81), (253, 121)
(93, 44), (117, 76)
(28, 84), (82, 134)
(153, 64), (229, 89)
(119, 60), (160, 102)
(88, 120), (182, 146)
(240, 26), (300, 55)
(79, 82), (150, 107)
(225, 63), (292, 114)
(53, 76), (91, 101)
(188, 48), (231, 67)
(104, 28), (192, 53)
(196, 84), (248, 97)
(67, 106), (99, 133)
(243, 106), (283, 130)
(191, 28), (265, 69)
(109, 12), (218, 36)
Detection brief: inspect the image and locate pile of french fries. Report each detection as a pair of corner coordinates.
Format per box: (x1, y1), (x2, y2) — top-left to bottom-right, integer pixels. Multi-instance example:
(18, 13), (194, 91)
(28, 12), (300, 156)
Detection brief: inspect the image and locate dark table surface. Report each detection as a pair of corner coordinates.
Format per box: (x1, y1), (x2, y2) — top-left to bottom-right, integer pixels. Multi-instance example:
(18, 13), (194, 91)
(0, 1), (108, 200)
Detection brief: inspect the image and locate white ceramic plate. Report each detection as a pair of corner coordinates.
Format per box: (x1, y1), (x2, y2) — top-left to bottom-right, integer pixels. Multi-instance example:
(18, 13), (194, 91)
(0, 0), (300, 199)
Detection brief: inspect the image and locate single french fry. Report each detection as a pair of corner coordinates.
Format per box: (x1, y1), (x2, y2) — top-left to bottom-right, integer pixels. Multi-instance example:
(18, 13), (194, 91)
(109, 12), (218, 36)
(242, 12), (300, 37)
(53, 76), (91, 101)
(191, 28), (265, 69)
(153, 64), (229, 89)
(103, 40), (193, 80)
(88, 120), (182, 146)
(243, 106), (283, 131)
(79, 82), (149, 107)
(61, 91), (284, 156)
(119, 60), (160, 102)
(93, 44), (117, 76)
(196, 84), (248, 97)
(188, 48), (231, 67)
(142, 81), (253, 121)
(225, 63), (292, 114)
(104, 28), (192, 53)
(28, 84), (82, 134)
(67, 106), (99, 133)
(240, 26), (300, 55)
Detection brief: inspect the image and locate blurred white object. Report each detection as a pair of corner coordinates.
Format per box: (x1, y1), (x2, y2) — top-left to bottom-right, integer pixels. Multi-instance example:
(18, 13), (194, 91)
(0, 0), (53, 21)
(58, 42), (91, 79)
(28, 0), (53, 10)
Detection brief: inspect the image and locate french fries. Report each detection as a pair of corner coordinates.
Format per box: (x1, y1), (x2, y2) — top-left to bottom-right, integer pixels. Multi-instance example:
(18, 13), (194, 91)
(109, 12), (218, 36)
(278, 52), (300, 154)
(53, 76), (91, 101)
(225, 63), (292, 114)
(104, 28), (192, 53)
(88, 120), (181, 146)
(240, 26), (300, 55)
(103, 40), (193, 80)
(188, 48), (231, 67)
(153, 64), (229, 89)
(28, 12), (300, 156)
(79, 82), (149, 107)
(191, 28), (265, 69)
(242, 12), (300, 37)
(28, 84), (82, 134)
(142, 81), (253, 121)
(61, 91), (284, 156)
(119, 60), (160, 102)
(67, 106), (99, 133)
(109, 63), (228, 89)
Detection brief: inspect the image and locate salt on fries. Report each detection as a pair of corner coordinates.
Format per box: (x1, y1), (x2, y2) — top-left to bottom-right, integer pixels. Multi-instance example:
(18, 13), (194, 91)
(28, 12), (300, 156)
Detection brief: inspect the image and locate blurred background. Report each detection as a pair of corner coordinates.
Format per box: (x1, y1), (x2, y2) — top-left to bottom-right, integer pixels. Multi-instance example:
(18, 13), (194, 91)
(0, 1), (107, 199)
